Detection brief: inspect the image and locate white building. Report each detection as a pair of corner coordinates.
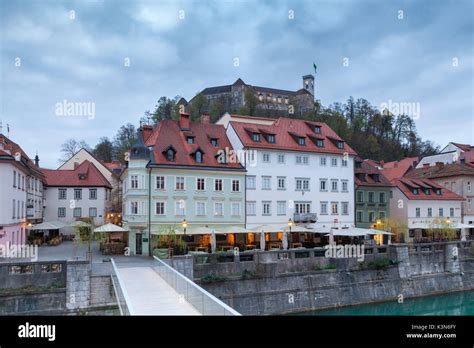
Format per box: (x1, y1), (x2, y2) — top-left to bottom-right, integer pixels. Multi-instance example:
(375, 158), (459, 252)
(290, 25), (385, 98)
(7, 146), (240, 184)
(0, 134), (45, 247)
(416, 142), (472, 168)
(217, 114), (357, 232)
(389, 177), (464, 241)
(42, 160), (112, 232)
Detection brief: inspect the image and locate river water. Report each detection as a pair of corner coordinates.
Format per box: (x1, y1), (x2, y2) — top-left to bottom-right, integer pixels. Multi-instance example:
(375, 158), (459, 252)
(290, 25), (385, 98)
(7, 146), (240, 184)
(299, 290), (474, 316)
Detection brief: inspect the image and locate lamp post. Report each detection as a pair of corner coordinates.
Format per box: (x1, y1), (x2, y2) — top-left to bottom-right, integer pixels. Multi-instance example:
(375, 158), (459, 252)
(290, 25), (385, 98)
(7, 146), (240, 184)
(288, 218), (293, 247)
(182, 219), (187, 235)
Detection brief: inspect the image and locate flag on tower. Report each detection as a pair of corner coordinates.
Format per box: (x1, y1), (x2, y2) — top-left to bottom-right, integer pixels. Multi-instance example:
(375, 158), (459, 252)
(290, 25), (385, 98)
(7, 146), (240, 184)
(313, 62), (317, 75)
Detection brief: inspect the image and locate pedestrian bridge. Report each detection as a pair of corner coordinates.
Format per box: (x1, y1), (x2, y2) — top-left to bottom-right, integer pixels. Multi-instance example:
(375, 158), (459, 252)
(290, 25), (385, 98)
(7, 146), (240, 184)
(110, 256), (240, 316)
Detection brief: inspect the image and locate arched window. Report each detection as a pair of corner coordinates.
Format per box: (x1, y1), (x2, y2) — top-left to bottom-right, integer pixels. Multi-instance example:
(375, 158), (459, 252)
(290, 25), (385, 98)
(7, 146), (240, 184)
(195, 151), (203, 163)
(166, 149), (175, 161)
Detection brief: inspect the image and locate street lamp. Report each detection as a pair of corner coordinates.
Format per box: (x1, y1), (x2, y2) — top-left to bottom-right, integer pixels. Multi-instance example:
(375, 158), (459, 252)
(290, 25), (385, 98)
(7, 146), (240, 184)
(182, 219), (188, 235)
(287, 218), (293, 233)
(446, 218), (451, 225)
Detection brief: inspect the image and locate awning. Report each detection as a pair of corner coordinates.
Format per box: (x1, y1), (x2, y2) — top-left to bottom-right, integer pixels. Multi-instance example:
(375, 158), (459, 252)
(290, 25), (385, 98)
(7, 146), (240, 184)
(326, 227), (392, 237)
(94, 223), (128, 233)
(27, 221), (66, 230)
(453, 223), (474, 229)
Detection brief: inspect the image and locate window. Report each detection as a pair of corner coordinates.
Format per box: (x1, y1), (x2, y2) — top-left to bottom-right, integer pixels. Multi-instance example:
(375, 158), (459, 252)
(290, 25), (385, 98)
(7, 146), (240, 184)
(176, 177), (185, 190)
(214, 179), (223, 191)
(246, 176), (256, 190)
(73, 207), (82, 218)
(277, 177), (286, 190)
(342, 159), (348, 167)
(369, 212), (375, 222)
(337, 141), (344, 149)
(331, 180), (338, 192)
(22, 176), (25, 190)
(298, 137), (305, 146)
(450, 208), (454, 217)
(195, 151), (203, 163)
(74, 189), (82, 200)
(379, 192), (385, 203)
(435, 189), (441, 195)
(356, 211), (363, 222)
(175, 201), (186, 215)
(320, 157), (327, 166)
(156, 202), (165, 215)
(252, 133), (260, 142)
(267, 135), (275, 143)
(89, 207), (97, 217)
(468, 199), (472, 211)
(262, 201), (271, 215)
(413, 188), (419, 195)
(187, 136), (194, 144)
(277, 154), (285, 163)
(263, 153), (270, 162)
(342, 180), (348, 192)
(58, 189), (67, 200)
(295, 202), (311, 214)
(196, 202), (206, 216)
(314, 126), (321, 134)
(331, 158), (338, 166)
(247, 201), (256, 215)
(296, 178), (310, 191)
(331, 202), (338, 215)
(214, 202), (224, 216)
(428, 208), (432, 217)
(166, 148), (175, 161)
(232, 179), (240, 192)
(321, 202), (328, 215)
(196, 178), (205, 191)
(89, 189), (97, 200)
(262, 176), (271, 190)
(58, 207), (66, 218)
(210, 138), (218, 147)
(130, 202), (138, 215)
(342, 202), (349, 215)
(320, 179), (327, 191)
(156, 176), (165, 190)
(231, 202), (241, 216)
(131, 175), (138, 189)
(12, 199), (16, 218)
(468, 181), (472, 192)
(316, 139), (324, 147)
(277, 201), (286, 215)
(415, 208), (420, 217)
(296, 155), (309, 165)
(439, 208), (444, 217)
(379, 211), (386, 219)
(13, 170), (16, 187)
(368, 192), (375, 203)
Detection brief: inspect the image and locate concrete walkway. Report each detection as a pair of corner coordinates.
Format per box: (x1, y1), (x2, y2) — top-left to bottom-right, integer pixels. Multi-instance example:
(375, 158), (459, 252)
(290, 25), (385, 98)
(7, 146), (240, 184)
(117, 266), (201, 315)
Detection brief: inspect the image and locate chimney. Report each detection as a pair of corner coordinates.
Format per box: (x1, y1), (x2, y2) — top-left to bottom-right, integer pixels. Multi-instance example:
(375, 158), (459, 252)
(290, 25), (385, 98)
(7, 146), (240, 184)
(142, 125), (153, 142)
(74, 162), (79, 169)
(179, 112), (190, 130)
(200, 113), (211, 124)
(34, 154), (40, 167)
(379, 160), (385, 167)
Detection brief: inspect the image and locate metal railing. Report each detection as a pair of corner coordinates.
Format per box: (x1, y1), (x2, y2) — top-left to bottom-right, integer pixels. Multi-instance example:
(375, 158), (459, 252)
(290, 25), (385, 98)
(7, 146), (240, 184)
(152, 256), (240, 316)
(110, 258), (135, 315)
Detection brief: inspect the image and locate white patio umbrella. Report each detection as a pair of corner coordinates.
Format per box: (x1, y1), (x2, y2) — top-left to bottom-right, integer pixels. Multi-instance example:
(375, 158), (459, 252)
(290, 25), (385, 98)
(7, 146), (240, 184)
(211, 230), (217, 254)
(93, 223), (128, 233)
(329, 228), (335, 245)
(69, 220), (92, 228)
(27, 221), (65, 230)
(282, 231), (288, 250)
(260, 231), (266, 251)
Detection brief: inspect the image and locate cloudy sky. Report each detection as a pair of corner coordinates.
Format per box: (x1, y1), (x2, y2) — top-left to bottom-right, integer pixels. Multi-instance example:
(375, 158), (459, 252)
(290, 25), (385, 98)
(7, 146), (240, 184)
(1, 0), (473, 168)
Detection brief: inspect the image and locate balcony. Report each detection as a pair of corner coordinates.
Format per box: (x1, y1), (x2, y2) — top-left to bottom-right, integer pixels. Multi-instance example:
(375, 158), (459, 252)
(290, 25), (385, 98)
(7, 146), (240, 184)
(293, 213), (317, 223)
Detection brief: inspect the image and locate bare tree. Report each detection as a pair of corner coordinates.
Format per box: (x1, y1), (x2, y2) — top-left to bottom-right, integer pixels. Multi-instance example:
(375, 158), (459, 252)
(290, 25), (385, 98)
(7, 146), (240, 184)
(58, 139), (90, 164)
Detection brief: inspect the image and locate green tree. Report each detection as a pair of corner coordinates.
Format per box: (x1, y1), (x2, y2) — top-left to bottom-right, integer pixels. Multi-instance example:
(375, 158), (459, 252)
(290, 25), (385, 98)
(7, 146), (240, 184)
(188, 93), (209, 121)
(113, 123), (137, 163)
(93, 137), (114, 162)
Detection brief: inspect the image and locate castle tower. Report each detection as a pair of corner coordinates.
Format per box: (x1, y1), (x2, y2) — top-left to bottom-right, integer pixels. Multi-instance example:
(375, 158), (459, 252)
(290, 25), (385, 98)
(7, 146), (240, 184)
(302, 74), (315, 96)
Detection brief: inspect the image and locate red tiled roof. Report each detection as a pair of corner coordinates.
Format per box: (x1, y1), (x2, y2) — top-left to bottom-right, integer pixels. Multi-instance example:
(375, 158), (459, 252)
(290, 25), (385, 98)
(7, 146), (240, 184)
(103, 160), (123, 171)
(451, 142), (472, 152)
(380, 157), (419, 180)
(41, 160), (112, 188)
(392, 177), (464, 201)
(229, 116), (357, 156)
(355, 158), (393, 187)
(144, 119), (244, 170)
(405, 162), (474, 179)
(0, 134), (44, 178)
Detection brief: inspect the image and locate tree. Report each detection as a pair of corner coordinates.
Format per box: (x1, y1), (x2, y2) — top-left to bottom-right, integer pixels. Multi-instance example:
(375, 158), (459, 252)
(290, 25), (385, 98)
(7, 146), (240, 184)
(237, 88), (258, 116)
(113, 123), (137, 163)
(58, 139), (90, 164)
(188, 93), (209, 121)
(148, 96), (181, 124)
(210, 95), (228, 122)
(93, 137), (114, 163)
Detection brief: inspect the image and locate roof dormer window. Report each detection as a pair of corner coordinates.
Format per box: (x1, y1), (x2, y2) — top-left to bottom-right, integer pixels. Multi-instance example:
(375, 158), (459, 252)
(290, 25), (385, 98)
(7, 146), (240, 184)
(165, 148), (176, 162)
(316, 139), (324, 147)
(337, 141), (344, 149)
(187, 136), (194, 144)
(252, 133), (260, 142)
(298, 137), (305, 146)
(314, 126), (321, 134)
(210, 138), (218, 147)
(373, 174), (380, 182)
(435, 189), (441, 195)
(195, 150), (203, 163)
(267, 134), (275, 143)
(413, 188), (419, 195)
(424, 189), (430, 195)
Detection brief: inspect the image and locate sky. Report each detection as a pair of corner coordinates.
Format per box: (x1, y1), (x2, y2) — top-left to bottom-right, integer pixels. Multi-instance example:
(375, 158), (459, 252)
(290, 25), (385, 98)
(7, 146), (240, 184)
(1, 0), (473, 168)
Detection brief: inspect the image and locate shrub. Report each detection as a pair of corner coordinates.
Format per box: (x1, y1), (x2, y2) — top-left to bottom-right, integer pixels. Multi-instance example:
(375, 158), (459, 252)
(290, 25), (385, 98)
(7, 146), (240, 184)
(200, 274), (227, 284)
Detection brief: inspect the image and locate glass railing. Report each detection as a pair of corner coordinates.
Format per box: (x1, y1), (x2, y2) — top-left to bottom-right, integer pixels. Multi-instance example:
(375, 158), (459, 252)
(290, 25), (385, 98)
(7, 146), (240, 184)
(152, 256), (240, 316)
(110, 258), (134, 315)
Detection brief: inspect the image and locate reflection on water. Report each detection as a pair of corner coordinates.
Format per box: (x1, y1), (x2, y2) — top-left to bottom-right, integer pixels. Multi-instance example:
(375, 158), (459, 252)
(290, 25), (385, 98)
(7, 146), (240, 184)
(299, 291), (474, 316)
